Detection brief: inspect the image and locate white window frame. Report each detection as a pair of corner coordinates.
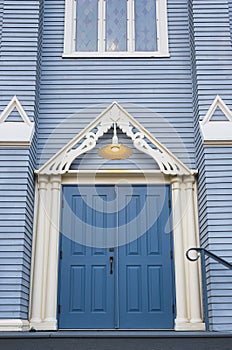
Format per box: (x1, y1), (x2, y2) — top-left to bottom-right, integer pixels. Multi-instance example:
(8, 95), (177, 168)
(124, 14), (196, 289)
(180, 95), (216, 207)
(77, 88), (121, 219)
(63, 0), (169, 58)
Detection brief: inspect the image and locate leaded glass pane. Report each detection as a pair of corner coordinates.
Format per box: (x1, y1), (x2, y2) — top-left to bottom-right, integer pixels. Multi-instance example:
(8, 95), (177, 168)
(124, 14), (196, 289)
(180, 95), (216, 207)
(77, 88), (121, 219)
(106, 0), (127, 52)
(76, 0), (98, 52)
(135, 0), (157, 52)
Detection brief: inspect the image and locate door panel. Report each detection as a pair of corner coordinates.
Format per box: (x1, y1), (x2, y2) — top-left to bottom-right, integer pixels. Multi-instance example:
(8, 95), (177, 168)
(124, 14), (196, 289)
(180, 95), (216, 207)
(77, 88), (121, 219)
(59, 186), (115, 329)
(58, 185), (174, 329)
(118, 186), (174, 329)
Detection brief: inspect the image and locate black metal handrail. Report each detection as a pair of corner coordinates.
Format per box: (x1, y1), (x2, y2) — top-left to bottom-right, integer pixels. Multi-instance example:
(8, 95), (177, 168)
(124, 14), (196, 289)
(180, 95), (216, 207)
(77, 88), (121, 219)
(186, 247), (232, 331)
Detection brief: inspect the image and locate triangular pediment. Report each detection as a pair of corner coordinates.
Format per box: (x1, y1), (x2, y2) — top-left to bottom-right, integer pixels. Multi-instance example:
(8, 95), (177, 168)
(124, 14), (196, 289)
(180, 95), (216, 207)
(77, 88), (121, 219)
(0, 96), (34, 147)
(201, 95), (232, 124)
(38, 102), (192, 176)
(0, 96), (33, 125)
(200, 95), (232, 145)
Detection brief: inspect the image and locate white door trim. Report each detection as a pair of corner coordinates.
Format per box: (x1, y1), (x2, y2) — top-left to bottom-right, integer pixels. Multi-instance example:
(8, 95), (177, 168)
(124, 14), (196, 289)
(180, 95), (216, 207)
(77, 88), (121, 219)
(29, 171), (205, 331)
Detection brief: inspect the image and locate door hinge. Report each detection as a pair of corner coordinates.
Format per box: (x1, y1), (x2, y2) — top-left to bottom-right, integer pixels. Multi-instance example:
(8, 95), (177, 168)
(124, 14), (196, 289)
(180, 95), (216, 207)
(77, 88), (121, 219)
(168, 199), (171, 208)
(62, 198), (64, 208)
(172, 304), (175, 314)
(58, 304), (61, 314)
(60, 250), (63, 260)
(170, 250), (173, 259)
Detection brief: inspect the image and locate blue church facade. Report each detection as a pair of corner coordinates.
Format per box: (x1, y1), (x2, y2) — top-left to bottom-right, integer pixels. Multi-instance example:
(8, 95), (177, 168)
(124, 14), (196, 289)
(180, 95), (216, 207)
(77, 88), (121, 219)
(0, 0), (232, 335)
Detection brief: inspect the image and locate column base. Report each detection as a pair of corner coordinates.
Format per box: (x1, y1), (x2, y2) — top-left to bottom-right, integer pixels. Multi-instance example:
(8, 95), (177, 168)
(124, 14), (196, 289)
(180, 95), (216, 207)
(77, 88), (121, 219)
(0, 319), (30, 331)
(175, 319), (206, 331)
(30, 320), (57, 331)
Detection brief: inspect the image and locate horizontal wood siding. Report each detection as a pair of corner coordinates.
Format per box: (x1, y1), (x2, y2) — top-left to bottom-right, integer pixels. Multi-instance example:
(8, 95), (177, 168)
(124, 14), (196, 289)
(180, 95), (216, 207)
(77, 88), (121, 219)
(229, 1), (232, 42)
(204, 147), (232, 331)
(0, 149), (33, 319)
(191, 0), (232, 331)
(0, 0), (232, 332)
(37, 0), (196, 170)
(0, 0), (3, 50)
(0, 0), (40, 320)
(0, 0), (40, 120)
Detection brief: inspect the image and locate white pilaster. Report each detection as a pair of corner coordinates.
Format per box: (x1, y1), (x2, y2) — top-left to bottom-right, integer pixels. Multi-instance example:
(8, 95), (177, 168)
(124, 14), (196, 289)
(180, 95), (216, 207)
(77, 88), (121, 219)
(171, 177), (188, 329)
(184, 176), (205, 329)
(44, 175), (61, 328)
(30, 175), (49, 326)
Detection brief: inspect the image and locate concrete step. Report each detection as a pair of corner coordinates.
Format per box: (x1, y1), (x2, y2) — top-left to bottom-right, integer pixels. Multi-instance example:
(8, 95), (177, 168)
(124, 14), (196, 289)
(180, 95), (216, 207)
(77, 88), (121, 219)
(0, 331), (232, 350)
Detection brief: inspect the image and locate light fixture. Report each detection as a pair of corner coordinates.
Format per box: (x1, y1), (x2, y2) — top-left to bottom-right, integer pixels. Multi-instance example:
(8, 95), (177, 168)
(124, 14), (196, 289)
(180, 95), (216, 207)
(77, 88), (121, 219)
(98, 123), (133, 160)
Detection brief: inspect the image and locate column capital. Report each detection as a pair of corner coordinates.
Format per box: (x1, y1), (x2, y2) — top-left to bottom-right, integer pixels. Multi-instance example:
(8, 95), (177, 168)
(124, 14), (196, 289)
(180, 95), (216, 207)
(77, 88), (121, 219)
(183, 175), (195, 186)
(171, 176), (182, 189)
(50, 175), (62, 190)
(38, 174), (49, 190)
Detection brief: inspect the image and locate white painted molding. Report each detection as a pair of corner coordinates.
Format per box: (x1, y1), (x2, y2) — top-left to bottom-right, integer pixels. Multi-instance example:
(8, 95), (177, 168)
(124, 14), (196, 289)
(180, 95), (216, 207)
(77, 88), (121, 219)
(172, 176), (205, 331)
(38, 102), (192, 176)
(0, 319), (30, 332)
(183, 177), (203, 325)
(156, 0), (169, 56)
(30, 320), (57, 331)
(29, 172), (205, 332)
(63, 0), (76, 55)
(62, 52), (171, 58)
(201, 95), (232, 125)
(0, 96), (32, 125)
(200, 95), (232, 145)
(171, 177), (188, 327)
(0, 96), (34, 147)
(30, 175), (61, 332)
(175, 322), (205, 331)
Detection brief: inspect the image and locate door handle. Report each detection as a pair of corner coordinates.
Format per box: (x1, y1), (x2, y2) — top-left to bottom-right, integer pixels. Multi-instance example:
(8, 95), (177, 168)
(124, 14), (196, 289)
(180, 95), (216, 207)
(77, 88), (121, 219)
(109, 256), (114, 275)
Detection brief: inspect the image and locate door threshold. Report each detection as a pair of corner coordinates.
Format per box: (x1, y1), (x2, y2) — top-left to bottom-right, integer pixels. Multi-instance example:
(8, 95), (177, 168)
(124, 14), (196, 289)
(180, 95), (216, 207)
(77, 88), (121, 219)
(56, 329), (178, 337)
(59, 329), (174, 331)
(41, 329), (210, 338)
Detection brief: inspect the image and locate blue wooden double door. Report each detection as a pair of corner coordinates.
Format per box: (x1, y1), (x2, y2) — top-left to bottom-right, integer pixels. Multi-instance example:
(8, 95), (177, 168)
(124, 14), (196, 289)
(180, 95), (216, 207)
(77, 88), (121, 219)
(58, 185), (175, 329)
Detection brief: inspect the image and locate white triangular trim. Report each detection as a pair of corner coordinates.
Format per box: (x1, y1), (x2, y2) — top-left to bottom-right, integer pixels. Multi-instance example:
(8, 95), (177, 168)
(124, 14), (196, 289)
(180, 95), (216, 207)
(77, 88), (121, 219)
(200, 96), (232, 145)
(201, 95), (232, 125)
(0, 96), (34, 147)
(0, 95), (33, 125)
(38, 102), (192, 176)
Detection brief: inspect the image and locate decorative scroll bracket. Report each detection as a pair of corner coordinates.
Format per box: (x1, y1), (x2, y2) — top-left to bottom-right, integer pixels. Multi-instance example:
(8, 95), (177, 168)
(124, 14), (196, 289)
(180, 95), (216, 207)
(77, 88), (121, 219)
(38, 102), (192, 176)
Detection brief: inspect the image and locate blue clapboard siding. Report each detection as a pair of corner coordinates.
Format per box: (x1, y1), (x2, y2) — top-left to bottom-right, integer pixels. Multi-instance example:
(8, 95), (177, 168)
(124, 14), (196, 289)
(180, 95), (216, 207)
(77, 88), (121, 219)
(189, 0), (232, 331)
(1, 0), (232, 333)
(37, 0), (232, 331)
(0, 0), (3, 49)
(0, 0), (41, 320)
(0, 0), (40, 120)
(192, 0), (232, 110)
(37, 0), (196, 170)
(0, 149), (34, 319)
(203, 147), (232, 331)
(229, 1), (232, 42)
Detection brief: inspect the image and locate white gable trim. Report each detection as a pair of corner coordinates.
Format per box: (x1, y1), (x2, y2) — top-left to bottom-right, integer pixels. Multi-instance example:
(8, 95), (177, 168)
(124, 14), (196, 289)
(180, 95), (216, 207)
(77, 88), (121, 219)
(201, 95), (232, 125)
(0, 96), (34, 147)
(38, 102), (193, 176)
(200, 95), (232, 145)
(0, 96), (33, 125)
